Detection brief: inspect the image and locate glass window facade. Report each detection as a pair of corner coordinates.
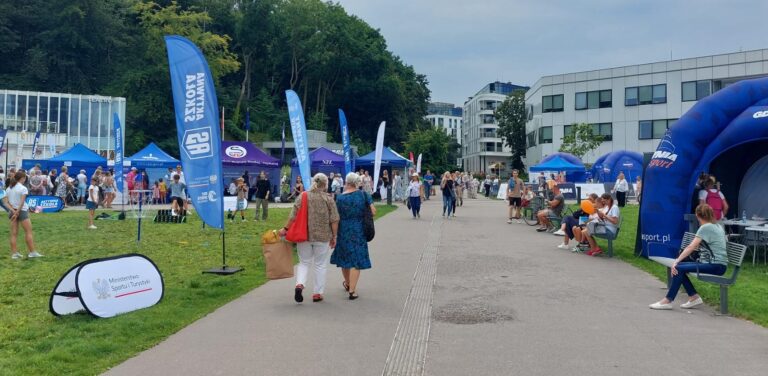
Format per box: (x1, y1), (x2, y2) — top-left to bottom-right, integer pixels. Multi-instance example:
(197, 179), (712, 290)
(0, 89), (126, 158)
(542, 95), (563, 113)
(639, 119), (677, 140)
(682, 80), (711, 101)
(538, 126), (553, 144)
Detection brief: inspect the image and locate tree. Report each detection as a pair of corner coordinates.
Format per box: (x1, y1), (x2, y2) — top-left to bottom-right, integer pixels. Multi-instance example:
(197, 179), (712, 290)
(403, 128), (458, 174)
(559, 122), (604, 159)
(495, 90), (527, 171)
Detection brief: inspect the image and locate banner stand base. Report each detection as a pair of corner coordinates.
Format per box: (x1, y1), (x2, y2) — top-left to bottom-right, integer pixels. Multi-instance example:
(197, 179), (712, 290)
(203, 266), (243, 275)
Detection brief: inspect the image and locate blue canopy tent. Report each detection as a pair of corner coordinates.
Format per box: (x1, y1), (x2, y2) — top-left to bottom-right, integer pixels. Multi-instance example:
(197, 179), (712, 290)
(22, 143), (107, 178)
(538, 152), (587, 181)
(355, 147), (412, 168)
(590, 150), (643, 183)
(125, 143), (180, 184)
(530, 155), (585, 172)
(290, 147), (345, 187)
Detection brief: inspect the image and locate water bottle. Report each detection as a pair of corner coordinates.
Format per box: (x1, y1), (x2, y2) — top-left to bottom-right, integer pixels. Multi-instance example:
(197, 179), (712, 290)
(742, 210), (747, 223)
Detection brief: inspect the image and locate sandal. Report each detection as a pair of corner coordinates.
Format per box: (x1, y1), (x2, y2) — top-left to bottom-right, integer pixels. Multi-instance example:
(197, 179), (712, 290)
(294, 284), (304, 303)
(343, 281), (349, 292)
(312, 294), (323, 302)
(348, 291), (359, 300)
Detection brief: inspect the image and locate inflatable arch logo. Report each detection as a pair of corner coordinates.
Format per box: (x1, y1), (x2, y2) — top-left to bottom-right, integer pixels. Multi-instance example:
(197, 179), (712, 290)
(640, 77), (768, 258)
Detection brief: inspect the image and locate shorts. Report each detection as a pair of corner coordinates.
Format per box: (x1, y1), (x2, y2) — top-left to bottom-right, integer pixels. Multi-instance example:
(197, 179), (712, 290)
(508, 197), (521, 207)
(172, 196), (185, 207)
(9, 210), (29, 221)
(86, 201), (98, 210)
(104, 187), (114, 193)
(236, 199), (248, 210)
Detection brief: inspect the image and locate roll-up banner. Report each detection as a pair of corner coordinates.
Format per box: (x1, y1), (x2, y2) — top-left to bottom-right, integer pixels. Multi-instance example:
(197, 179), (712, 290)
(48, 133), (56, 157)
(286, 90), (311, 186)
(165, 35), (224, 229)
(113, 113), (123, 193)
(31, 131), (41, 159)
(25, 196), (64, 213)
(50, 254), (164, 318)
(372, 121), (386, 186)
(338, 109), (353, 176)
(416, 153), (422, 174)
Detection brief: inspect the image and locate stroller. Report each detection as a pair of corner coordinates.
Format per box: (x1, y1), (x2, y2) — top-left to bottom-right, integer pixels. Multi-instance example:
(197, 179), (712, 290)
(65, 184), (79, 206)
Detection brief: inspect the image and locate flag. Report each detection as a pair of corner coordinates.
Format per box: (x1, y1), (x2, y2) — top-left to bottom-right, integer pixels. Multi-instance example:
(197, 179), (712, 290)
(15, 131), (25, 168)
(285, 90), (310, 186)
(280, 122), (286, 165)
(416, 153), (422, 174)
(165, 35), (224, 230)
(48, 133), (56, 157)
(372, 121), (386, 187)
(409, 152), (414, 163)
(0, 129), (7, 157)
(338, 109), (352, 176)
(113, 113), (123, 194)
(31, 131), (41, 159)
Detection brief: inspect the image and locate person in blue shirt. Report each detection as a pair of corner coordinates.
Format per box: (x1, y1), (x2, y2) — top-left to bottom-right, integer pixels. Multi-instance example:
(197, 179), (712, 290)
(423, 171), (434, 200)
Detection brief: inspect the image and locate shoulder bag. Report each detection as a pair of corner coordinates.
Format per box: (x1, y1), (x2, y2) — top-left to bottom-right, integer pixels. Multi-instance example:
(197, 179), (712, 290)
(361, 191), (375, 242)
(285, 192), (308, 243)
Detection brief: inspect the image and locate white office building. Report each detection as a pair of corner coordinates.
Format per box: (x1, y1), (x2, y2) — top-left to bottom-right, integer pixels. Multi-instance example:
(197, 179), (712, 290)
(462, 82), (528, 174)
(524, 48), (768, 167)
(426, 102), (463, 146)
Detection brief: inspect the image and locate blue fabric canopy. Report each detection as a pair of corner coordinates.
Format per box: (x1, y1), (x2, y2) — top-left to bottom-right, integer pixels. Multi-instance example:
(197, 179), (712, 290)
(539, 152), (587, 181)
(355, 147), (412, 167)
(126, 142), (179, 169)
(529, 155), (585, 172)
(22, 143), (106, 177)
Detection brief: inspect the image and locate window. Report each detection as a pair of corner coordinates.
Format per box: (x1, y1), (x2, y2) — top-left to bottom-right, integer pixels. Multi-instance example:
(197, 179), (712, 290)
(438, 118), (443, 127)
(576, 90), (611, 110)
(639, 119), (678, 139)
(638, 86), (652, 105)
(682, 80), (711, 101)
(652, 84), (666, 104)
(542, 95), (563, 112)
(563, 124), (574, 137)
(575, 92), (587, 110)
(625, 87), (638, 106)
(538, 126), (553, 144)
(591, 123), (613, 141)
(527, 131), (537, 147)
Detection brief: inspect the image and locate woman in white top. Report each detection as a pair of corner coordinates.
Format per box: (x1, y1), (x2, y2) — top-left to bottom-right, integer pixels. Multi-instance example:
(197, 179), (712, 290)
(612, 172), (629, 207)
(3, 170), (42, 259)
(406, 173), (424, 218)
(576, 193), (620, 257)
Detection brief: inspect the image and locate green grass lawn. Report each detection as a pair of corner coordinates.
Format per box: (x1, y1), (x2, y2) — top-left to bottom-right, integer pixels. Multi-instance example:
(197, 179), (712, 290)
(0, 204), (397, 375)
(589, 204), (768, 327)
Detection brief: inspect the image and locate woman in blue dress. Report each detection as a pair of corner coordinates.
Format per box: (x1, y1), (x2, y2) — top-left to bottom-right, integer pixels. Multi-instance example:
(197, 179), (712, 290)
(331, 172), (377, 300)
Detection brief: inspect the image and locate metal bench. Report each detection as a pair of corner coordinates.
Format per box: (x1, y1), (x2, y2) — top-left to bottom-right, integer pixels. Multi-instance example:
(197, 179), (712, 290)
(650, 232), (748, 314)
(589, 215), (622, 257)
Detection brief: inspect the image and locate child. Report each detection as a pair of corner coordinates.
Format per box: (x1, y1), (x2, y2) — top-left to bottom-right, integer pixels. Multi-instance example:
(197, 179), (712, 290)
(158, 178), (167, 204)
(3, 170), (43, 259)
(152, 181), (161, 204)
(230, 177), (248, 222)
(87, 176), (99, 229)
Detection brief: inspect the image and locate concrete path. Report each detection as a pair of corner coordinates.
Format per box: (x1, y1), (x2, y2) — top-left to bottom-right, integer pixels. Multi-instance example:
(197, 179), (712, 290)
(105, 195), (768, 376)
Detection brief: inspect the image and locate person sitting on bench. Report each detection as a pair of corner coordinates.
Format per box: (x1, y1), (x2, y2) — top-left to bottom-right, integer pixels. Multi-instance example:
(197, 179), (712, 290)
(556, 193), (600, 250)
(649, 203), (728, 310)
(573, 193), (619, 256)
(536, 185), (564, 232)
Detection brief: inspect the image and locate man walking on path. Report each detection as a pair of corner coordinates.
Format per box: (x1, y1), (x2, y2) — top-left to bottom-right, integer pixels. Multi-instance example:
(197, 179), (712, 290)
(423, 170), (434, 200)
(507, 169), (524, 224)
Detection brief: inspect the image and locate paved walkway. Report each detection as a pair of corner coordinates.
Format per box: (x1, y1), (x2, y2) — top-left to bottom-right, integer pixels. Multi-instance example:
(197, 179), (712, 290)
(105, 195), (768, 376)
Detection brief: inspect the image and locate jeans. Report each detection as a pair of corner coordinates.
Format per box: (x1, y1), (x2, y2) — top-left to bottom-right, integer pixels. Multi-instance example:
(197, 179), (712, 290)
(424, 182), (431, 200)
(409, 196), (421, 217)
(254, 198), (269, 220)
(442, 194), (454, 216)
(563, 216), (579, 239)
(296, 241), (330, 294)
(666, 262), (727, 301)
(484, 184), (490, 197)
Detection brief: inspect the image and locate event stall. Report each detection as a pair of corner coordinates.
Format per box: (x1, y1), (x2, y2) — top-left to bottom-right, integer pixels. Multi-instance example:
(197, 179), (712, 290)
(221, 141), (281, 192)
(590, 150), (643, 183)
(530, 155), (585, 173)
(536, 152), (587, 182)
(640, 77), (768, 259)
(125, 142), (180, 184)
(22, 143), (107, 178)
(355, 147), (412, 169)
(289, 147), (345, 186)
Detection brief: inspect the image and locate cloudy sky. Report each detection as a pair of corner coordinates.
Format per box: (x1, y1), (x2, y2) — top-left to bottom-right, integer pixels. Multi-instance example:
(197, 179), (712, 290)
(335, 0), (768, 105)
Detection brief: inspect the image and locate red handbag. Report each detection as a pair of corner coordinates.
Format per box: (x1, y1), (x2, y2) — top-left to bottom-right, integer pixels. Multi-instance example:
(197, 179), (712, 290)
(285, 192), (308, 243)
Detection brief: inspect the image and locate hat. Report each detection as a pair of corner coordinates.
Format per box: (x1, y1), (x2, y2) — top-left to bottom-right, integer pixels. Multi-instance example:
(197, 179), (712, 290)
(412, 173), (419, 177)
(131, 167), (137, 171)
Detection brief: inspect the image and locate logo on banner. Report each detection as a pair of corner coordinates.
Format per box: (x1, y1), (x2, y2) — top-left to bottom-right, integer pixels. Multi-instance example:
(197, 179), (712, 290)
(225, 145), (247, 158)
(209, 175), (218, 184)
(649, 133), (678, 169)
(182, 127), (213, 159)
(753, 110), (768, 118)
(184, 73), (206, 122)
(208, 191), (218, 202)
(93, 279), (111, 299)
(322, 159), (333, 165)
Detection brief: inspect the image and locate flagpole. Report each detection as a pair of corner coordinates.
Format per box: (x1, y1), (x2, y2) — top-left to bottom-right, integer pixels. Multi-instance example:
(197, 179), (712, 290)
(245, 107), (250, 142)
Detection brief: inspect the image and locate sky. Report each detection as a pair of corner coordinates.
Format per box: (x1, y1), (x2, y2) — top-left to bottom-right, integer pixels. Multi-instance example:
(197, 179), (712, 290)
(334, 0), (768, 106)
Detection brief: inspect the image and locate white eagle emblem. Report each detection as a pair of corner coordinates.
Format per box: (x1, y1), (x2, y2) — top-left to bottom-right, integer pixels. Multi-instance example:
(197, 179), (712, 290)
(93, 278), (111, 299)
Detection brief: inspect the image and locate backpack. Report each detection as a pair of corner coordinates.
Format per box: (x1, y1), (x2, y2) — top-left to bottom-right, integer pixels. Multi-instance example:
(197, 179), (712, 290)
(705, 190), (724, 220)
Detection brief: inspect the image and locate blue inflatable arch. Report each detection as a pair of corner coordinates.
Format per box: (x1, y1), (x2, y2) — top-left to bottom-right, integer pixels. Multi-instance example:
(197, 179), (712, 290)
(640, 77), (768, 258)
(591, 150), (643, 183)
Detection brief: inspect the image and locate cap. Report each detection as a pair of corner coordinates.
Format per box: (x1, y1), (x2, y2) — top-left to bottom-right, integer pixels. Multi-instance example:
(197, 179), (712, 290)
(412, 173), (419, 177)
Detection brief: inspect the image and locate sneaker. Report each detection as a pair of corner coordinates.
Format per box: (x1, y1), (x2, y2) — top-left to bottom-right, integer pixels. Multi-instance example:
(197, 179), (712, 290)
(649, 301), (673, 310)
(172, 210), (178, 217)
(536, 227), (547, 232)
(680, 297), (704, 309)
(590, 249), (603, 257)
(294, 285), (304, 303)
(553, 229), (566, 236)
(507, 219), (513, 224)
(11, 252), (22, 259)
(557, 243), (570, 250)
(27, 251), (44, 258)
(312, 294), (323, 302)
(88, 225), (97, 230)
(516, 219), (522, 224)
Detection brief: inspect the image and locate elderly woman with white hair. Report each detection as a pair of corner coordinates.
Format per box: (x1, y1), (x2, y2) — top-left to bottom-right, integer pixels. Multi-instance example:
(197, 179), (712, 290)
(279, 173), (340, 303)
(331, 172), (376, 300)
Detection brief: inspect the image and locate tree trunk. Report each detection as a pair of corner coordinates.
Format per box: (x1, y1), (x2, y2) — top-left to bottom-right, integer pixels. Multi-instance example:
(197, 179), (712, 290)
(235, 53), (252, 121)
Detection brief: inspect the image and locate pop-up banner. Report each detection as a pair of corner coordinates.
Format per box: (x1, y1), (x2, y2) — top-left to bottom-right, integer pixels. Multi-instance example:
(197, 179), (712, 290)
(25, 195), (64, 213)
(50, 254), (164, 318)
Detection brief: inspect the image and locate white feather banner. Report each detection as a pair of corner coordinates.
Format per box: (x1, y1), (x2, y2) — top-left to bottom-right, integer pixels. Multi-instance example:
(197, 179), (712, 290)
(372, 121), (386, 189)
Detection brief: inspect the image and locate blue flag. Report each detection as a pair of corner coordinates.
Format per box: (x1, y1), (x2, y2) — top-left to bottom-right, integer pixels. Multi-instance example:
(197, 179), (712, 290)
(285, 90), (310, 186)
(113, 113), (123, 194)
(338, 109), (353, 176)
(165, 35), (224, 230)
(31, 131), (41, 159)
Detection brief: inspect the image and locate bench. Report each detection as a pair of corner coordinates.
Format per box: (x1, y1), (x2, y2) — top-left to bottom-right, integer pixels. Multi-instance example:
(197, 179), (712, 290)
(649, 232), (748, 314)
(590, 215), (623, 257)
